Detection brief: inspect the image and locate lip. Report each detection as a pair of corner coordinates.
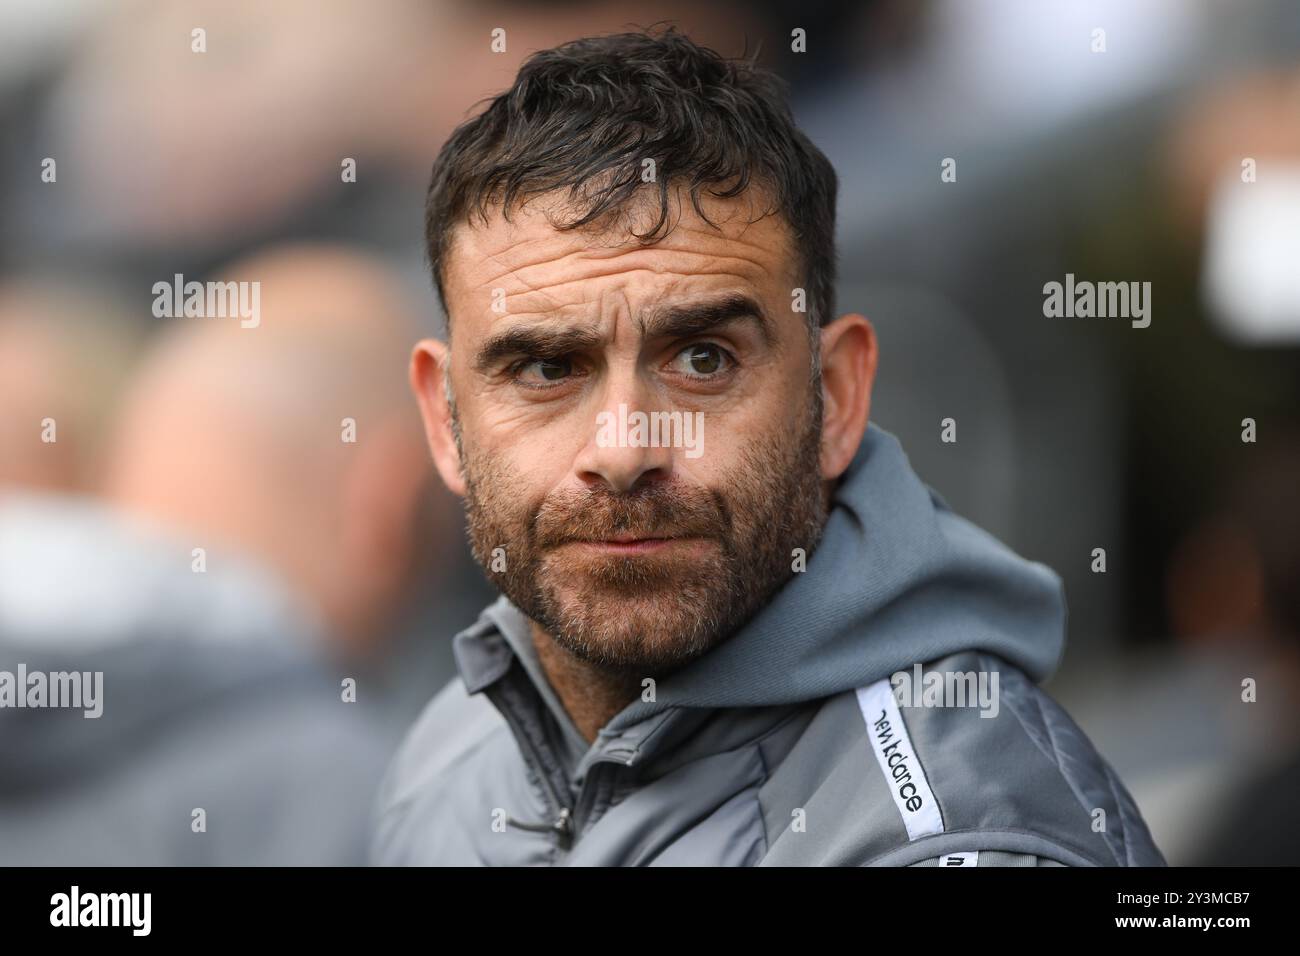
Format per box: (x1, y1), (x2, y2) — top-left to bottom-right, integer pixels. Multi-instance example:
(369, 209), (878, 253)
(566, 537), (700, 555)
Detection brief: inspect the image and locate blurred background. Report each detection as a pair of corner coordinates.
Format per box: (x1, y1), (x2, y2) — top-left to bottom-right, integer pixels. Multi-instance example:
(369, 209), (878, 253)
(0, 0), (1297, 864)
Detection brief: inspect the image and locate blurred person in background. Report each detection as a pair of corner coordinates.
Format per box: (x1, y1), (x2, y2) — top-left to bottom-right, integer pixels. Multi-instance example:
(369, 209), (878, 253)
(104, 244), (474, 734)
(16, 0), (786, 262)
(0, 279), (387, 865)
(0, 282), (141, 493)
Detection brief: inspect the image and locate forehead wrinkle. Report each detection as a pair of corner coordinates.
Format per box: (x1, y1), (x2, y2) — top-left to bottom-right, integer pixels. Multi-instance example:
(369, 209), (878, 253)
(462, 240), (563, 297)
(498, 265), (770, 324)
(454, 181), (794, 270)
(451, 224), (799, 339)
(464, 220), (790, 289)
(497, 252), (782, 307)
(454, 244), (577, 329)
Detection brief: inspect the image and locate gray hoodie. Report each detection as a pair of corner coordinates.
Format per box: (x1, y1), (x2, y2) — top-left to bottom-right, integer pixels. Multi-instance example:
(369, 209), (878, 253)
(373, 424), (1165, 866)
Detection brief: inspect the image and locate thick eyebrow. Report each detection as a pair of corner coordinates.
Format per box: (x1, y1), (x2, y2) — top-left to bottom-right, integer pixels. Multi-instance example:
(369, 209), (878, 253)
(472, 292), (775, 372)
(638, 293), (776, 347)
(474, 323), (605, 371)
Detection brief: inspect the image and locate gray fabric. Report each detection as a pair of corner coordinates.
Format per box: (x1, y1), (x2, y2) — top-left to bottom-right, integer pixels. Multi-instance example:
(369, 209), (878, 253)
(373, 424), (1164, 866)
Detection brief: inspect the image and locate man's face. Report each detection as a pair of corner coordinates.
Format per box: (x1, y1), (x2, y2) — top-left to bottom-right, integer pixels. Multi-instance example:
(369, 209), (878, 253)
(431, 190), (832, 677)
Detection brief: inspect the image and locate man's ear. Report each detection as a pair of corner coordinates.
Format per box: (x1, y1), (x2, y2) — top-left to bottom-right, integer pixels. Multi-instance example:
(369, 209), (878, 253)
(818, 313), (878, 481)
(409, 338), (466, 497)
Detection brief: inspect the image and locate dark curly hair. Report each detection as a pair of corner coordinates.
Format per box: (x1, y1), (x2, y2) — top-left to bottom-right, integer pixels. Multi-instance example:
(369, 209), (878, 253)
(425, 27), (838, 340)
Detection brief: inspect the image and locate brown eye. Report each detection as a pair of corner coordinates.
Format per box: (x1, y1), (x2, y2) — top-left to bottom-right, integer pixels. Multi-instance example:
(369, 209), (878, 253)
(674, 343), (728, 377)
(689, 345), (722, 374)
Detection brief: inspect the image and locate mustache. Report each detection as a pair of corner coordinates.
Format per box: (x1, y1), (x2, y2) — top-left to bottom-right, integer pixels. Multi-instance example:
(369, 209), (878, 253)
(530, 481), (731, 547)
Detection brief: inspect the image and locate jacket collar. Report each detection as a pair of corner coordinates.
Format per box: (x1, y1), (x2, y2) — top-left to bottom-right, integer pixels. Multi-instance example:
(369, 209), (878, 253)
(451, 596), (774, 778)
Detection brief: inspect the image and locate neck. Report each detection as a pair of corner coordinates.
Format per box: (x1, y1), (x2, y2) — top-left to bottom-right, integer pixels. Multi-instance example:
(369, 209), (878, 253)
(529, 623), (641, 743)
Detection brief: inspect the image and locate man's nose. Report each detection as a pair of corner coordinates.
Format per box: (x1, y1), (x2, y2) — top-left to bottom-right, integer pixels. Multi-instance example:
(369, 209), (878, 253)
(573, 371), (674, 494)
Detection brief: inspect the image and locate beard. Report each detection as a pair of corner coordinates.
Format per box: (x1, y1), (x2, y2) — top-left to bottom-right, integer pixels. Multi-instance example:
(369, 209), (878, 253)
(454, 391), (830, 678)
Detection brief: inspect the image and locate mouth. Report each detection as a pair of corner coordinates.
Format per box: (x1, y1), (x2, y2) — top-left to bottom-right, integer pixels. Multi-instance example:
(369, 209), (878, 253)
(564, 536), (705, 556)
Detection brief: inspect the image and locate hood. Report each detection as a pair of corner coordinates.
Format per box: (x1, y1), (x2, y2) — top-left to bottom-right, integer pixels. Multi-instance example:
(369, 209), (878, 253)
(602, 422), (1066, 729)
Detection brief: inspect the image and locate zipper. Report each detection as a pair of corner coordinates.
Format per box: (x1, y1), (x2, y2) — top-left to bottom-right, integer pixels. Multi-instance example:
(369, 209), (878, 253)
(571, 750), (636, 834)
(505, 807), (573, 849)
(485, 681), (576, 851)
